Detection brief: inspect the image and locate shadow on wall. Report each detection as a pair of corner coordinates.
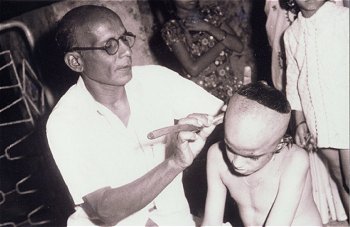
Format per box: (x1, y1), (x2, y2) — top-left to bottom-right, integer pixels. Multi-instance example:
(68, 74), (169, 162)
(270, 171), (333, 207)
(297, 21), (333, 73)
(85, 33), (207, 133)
(0, 119), (75, 226)
(0, 12), (75, 227)
(145, 0), (184, 74)
(249, 0), (272, 85)
(35, 24), (79, 101)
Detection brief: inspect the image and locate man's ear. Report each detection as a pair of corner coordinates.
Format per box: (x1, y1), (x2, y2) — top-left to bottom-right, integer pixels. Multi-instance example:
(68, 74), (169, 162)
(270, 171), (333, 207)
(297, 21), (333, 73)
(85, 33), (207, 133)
(64, 52), (84, 73)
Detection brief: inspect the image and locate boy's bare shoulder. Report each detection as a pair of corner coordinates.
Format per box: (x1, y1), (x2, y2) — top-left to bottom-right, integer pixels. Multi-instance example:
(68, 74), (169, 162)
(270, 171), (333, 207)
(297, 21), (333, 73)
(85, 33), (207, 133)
(207, 142), (224, 160)
(282, 144), (310, 172)
(207, 142), (227, 169)
(286, 144), (309, 158)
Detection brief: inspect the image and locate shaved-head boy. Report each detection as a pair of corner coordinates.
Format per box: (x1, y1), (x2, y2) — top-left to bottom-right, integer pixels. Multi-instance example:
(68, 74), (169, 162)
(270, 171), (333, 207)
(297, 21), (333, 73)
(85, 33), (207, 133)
(203, 82), (322, 226)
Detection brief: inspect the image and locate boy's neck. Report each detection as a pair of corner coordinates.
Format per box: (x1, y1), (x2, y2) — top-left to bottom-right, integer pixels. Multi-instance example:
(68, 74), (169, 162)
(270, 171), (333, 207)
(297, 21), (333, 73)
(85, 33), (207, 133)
(243, 155), (276, 188)
(244, 148), (286, 186)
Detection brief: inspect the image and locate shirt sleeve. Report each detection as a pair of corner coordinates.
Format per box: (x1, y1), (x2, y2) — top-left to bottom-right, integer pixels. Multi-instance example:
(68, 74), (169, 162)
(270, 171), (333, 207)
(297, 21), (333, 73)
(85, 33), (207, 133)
(46, 109), (109, 205)
(284, 28), (303, 111)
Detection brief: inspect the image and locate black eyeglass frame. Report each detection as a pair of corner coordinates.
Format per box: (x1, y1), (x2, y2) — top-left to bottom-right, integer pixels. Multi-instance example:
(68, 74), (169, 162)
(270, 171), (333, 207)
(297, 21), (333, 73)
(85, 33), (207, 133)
(67, 31), (136, 55)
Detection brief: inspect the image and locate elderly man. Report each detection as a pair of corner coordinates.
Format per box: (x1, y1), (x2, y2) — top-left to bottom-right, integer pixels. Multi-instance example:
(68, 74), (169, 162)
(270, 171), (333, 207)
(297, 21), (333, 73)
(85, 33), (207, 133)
(47, 5), (223, 226)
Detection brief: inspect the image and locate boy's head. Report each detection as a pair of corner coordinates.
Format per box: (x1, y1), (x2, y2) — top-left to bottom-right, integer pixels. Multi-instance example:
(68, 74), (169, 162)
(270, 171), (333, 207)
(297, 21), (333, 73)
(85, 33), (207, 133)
(224, 82), (291, 175)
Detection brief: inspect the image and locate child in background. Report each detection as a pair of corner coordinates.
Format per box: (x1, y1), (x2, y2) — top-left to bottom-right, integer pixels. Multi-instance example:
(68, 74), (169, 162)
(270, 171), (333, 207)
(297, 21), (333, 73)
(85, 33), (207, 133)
(284, 0), (349, 221)
(264, 0), (296, 91)
(161, 0), (244, 102)
(203, 82), (322, 226)
(264, 0), (347, 91)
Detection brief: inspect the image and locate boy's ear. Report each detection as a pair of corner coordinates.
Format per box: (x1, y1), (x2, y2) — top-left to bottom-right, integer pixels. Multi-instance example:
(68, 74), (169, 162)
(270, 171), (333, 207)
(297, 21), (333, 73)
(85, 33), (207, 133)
(64, 52), (83, 73)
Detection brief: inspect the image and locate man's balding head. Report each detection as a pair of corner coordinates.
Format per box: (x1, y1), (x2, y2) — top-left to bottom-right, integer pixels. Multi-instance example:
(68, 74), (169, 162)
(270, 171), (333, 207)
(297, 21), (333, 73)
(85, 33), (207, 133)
(55, 5), (122, 53)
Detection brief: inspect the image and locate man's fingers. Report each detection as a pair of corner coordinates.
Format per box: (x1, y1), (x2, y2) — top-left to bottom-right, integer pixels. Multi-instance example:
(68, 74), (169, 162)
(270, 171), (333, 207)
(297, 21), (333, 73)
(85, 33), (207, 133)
(177, 131), (198, 144)
(187, 114), (211, 125)
(198, 124), (216, 139)
(176, 124), (214, 145)
(179, 114), (212, 127)
(221, 105), (227, 112)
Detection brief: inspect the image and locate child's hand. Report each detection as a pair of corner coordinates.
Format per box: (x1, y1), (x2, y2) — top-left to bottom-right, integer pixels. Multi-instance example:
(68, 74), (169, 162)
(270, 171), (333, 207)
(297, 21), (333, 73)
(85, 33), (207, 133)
(294, 122), (309, 147)
(295, 122), (316, 151)
(304, 134), (316, 152)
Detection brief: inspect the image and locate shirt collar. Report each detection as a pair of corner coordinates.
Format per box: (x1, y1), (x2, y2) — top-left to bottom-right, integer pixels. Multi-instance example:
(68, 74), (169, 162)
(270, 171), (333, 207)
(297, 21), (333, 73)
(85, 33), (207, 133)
(76, 76), (115, 116)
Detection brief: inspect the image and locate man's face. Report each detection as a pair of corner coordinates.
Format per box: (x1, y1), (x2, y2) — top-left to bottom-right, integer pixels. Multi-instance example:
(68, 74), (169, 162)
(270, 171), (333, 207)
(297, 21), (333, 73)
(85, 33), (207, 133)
(75, 14), (133, 86)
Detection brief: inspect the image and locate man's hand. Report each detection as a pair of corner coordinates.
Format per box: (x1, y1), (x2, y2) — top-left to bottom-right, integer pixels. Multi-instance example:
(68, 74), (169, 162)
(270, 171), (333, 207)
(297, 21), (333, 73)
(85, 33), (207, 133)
(168, 113), (217, 169)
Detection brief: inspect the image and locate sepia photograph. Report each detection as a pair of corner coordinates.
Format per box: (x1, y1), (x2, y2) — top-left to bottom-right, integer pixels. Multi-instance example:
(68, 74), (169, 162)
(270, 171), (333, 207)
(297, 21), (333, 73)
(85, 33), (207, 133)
(0, 0), (349, 226)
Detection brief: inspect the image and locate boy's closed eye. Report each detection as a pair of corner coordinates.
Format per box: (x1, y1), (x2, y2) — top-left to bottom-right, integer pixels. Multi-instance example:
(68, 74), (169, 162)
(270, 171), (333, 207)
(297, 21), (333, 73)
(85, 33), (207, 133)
(225, 145), (263, 161)
(249, 156), (261, 161)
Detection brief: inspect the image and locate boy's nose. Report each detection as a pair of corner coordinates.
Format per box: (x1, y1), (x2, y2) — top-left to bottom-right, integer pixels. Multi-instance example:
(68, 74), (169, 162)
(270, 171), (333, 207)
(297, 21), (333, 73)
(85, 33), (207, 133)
(232, 156), (246, 170)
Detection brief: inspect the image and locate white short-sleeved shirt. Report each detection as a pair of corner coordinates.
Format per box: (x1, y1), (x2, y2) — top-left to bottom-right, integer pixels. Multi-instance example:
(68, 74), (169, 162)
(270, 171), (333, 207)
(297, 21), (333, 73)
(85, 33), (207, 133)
(46, 65), (223, 225)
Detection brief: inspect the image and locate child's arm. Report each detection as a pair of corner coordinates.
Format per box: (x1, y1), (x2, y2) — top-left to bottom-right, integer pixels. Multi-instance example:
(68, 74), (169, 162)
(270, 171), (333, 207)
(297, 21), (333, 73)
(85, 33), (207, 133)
(284, 29), (303, 112)
(167, 38), (227, 76)
(293, 110), (309, 147)
(264, 147), (309, 226)
(202, 144), (227, 226)
(185, 20), (243, 53)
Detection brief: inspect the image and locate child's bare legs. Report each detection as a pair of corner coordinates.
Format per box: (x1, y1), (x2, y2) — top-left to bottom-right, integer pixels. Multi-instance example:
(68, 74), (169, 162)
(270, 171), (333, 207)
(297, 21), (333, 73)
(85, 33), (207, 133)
(319, 148), (349, 220)
(340, 149), (350, 220)
(339, 149), (349, 191)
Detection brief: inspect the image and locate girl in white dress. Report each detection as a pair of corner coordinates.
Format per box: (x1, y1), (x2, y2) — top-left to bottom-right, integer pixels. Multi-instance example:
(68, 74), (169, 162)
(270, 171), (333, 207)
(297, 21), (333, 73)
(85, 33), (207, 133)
(284, 0), (349, 223)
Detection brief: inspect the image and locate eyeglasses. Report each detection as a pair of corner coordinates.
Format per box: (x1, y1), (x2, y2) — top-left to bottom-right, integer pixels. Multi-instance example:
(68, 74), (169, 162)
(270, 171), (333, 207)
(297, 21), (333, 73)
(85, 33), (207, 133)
(68, 31), (136, 55)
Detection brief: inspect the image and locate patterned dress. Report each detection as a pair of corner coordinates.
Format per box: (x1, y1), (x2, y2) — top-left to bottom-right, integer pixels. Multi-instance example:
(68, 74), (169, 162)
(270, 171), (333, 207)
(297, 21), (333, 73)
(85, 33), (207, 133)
(161, 5), (243, 102)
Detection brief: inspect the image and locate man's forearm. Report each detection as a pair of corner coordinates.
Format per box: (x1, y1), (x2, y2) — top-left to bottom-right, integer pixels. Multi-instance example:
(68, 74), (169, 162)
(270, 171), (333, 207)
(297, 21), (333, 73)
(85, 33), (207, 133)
(82, 114), (215, 225)
(84, 158), (183, 226)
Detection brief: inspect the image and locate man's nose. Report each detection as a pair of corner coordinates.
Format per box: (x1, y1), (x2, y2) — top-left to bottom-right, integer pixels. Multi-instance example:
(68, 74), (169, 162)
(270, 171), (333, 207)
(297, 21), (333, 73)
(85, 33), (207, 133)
(117, 40), (131, 57)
